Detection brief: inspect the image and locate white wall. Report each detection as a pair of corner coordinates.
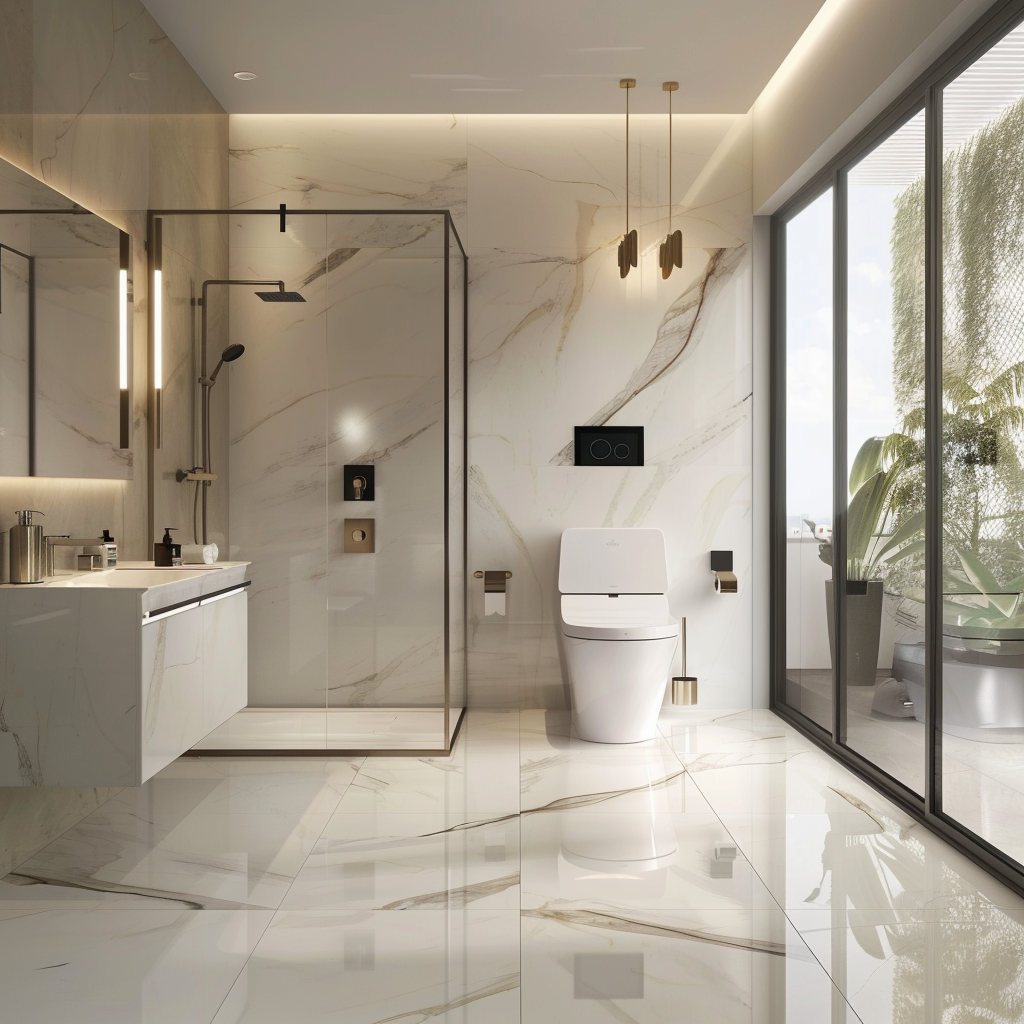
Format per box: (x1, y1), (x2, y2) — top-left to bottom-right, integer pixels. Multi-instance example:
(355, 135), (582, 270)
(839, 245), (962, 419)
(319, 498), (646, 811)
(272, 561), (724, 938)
(751, 0), (1000, 213)
(229, 111), (756, 710)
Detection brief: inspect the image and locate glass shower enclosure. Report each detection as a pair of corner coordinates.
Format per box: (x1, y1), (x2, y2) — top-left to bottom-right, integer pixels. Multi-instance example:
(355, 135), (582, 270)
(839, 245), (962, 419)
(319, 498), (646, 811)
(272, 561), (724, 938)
(149, 208), (467, 754)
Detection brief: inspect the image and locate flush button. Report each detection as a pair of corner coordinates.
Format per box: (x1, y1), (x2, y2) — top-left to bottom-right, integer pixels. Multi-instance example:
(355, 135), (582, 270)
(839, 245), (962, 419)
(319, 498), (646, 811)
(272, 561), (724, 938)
(574, 426), (644, 466)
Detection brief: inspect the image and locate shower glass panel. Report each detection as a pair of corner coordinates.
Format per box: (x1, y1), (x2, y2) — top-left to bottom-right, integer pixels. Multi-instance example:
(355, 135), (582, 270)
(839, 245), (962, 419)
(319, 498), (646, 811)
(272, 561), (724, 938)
(448, 218), (468, 722)
(155, 208), (467, 755)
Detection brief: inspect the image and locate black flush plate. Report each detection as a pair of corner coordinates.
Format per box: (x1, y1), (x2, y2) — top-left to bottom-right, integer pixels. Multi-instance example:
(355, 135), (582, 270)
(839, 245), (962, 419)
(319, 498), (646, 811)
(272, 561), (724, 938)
(344, 465), (375, 501)
(574, 426), (644, 466)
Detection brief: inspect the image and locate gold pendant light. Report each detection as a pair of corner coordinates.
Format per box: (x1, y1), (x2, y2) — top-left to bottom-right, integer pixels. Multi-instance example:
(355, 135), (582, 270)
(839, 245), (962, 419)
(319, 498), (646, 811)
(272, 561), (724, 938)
(617, 78), (638, 279)
(659, 81), (682, 280)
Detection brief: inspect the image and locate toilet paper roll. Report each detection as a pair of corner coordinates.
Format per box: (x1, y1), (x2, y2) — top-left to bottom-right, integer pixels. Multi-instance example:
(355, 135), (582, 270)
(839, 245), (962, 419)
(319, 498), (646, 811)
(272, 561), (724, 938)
(181, 543), (219, 565)
(484, 591), (505, 616)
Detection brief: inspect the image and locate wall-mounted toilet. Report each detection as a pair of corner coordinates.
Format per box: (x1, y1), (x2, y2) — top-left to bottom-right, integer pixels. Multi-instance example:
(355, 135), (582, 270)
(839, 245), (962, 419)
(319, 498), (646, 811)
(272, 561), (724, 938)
(558, 528), (679, 743)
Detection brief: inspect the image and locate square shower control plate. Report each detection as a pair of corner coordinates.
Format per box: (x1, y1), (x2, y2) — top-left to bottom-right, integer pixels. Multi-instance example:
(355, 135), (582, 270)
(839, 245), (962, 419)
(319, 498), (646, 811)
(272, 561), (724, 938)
(574, 426), (644, 466)
(344, 519), (375, 553)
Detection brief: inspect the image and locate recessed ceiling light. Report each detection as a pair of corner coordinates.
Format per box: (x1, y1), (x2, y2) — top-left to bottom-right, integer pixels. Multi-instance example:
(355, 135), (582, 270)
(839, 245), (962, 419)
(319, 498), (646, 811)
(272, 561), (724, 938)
(450, 88), (522, 93)
(570, 46), (646, 53)
(128, 72), (149, 80)
(233, 72), (257, 81)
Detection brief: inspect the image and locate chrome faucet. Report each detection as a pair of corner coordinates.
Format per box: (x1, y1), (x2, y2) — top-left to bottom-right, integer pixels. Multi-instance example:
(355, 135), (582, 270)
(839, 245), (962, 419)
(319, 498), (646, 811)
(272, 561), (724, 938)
(44, 536), (105, 576)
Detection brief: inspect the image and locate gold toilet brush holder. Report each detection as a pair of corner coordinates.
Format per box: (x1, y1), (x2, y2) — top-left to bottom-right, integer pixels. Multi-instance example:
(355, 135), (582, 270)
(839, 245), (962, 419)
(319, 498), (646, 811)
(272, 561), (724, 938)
(672, 616), (698, 705)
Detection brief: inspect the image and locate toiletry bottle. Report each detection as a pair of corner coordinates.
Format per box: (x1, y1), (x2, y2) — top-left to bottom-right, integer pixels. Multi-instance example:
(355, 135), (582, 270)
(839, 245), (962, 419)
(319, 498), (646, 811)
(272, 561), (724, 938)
(154, 527), (182, 567)
(9, 510), (45, 584)
(101, 529), (117, 567)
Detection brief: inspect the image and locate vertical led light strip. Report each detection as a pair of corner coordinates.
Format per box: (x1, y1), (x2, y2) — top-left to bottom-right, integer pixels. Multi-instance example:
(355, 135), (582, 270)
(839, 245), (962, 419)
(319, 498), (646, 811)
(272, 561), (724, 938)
(119, 231), (130, 448)
(152, 217), (163, 449)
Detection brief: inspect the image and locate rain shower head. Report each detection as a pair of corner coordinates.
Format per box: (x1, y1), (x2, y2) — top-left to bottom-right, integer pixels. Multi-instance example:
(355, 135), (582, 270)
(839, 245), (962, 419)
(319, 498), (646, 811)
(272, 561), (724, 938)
(255, 290), (305, 302)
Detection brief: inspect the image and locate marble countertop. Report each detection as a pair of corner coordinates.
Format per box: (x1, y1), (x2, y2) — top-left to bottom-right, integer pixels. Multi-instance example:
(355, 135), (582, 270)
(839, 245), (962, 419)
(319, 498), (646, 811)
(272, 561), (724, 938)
(0, 561), (250, 614)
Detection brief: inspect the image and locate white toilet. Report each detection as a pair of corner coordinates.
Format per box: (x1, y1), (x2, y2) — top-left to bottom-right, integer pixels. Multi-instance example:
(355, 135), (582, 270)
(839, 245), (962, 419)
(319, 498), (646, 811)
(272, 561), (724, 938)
(558, 527), (679, 743)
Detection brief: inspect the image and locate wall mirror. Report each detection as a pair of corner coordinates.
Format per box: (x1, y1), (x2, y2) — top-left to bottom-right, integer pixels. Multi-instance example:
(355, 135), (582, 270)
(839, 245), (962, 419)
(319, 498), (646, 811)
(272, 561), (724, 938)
(0, 159), (132, 480)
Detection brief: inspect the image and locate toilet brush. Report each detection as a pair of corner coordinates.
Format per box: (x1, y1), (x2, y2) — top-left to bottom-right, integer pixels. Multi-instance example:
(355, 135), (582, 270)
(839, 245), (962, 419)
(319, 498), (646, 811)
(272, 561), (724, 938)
(672, 617), (698, 705)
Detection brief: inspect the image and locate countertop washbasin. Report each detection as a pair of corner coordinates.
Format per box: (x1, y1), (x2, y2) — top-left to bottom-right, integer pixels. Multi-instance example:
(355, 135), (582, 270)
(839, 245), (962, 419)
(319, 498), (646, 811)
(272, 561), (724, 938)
(57, 568), (221, 588)
(1, 560), (250, 615)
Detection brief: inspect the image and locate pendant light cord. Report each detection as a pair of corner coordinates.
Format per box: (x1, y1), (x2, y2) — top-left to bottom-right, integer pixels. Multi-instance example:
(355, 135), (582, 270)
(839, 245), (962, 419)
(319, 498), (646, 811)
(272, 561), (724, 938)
(668, 88), (672, 234)
(625, 84), (630, 236)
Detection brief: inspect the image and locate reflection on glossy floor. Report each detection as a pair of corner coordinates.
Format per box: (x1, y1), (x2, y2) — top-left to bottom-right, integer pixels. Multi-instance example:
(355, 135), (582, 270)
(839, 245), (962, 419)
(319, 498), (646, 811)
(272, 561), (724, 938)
(4, 709), (1024, 1022)
(192, 707), (462, 751)
(788, 668), (1024, 865)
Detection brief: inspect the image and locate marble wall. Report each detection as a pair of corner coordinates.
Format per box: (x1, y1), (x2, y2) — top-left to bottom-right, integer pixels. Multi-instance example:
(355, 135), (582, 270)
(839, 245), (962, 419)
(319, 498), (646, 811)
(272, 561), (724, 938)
(0, 0), (227, 874)
(229, 112), (754, 711)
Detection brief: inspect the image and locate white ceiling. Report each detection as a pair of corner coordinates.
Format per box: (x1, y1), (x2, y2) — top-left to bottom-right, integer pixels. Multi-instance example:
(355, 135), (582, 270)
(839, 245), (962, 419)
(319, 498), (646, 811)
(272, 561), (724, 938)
(141, 0), (826, 114)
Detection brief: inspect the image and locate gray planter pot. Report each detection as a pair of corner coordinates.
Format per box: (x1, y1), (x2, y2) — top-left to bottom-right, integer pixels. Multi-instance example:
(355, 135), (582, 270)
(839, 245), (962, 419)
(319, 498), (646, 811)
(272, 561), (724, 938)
(825, 580), (883, 687)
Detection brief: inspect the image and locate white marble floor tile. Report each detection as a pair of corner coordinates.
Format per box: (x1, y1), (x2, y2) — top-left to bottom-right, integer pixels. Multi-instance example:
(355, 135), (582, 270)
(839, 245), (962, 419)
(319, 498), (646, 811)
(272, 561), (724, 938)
(940, 765), (1024, 867)
(791, 909), (1024, 1024)
(521, 810), (777, 913)
(9, 810), (332, 910)
(0, 908), (272, 1024)
(520, 750), (711, 815)
(521, 709), (676, 758)
(659, 708), (819, 757)
(718, 811), (1024, 917)
(282, 813), (520, 911)
(683, 748), (916, 822)
(211, 909), (520, 1024)
(139, 758), (362, 815)
(521, 907), (862, 1024)
(8, 709), (1022, 1022)
(332, 758), (521, 819)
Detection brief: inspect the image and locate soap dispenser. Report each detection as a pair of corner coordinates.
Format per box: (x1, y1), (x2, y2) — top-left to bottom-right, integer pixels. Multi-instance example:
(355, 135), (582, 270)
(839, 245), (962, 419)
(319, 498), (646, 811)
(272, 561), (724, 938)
(9, 510), (45, 584)
(154, 527), (182, 567)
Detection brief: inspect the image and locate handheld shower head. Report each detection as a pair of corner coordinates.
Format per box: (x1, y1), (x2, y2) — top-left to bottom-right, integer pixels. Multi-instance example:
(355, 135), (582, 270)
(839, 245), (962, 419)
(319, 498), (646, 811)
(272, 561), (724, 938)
(206, 343), (246, 385)
(255, 290), (305, 302)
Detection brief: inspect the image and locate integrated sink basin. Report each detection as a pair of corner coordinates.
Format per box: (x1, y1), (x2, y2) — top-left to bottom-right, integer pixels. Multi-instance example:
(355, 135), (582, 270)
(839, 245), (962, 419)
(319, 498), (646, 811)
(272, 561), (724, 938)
(32, 561), (248, 614)
(55, 568), (220, 587)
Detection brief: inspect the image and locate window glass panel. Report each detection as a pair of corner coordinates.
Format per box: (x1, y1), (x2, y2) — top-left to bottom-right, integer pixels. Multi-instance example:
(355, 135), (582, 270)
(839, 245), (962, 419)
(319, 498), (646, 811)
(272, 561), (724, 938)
(940, 21), (1024, 862)
(843, 111), (926, 795)
(784, 188), (834, 731)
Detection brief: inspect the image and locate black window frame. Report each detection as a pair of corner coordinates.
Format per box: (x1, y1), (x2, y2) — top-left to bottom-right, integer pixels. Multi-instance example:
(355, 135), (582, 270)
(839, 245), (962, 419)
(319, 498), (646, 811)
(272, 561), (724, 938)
(771, 0), (1024, 899)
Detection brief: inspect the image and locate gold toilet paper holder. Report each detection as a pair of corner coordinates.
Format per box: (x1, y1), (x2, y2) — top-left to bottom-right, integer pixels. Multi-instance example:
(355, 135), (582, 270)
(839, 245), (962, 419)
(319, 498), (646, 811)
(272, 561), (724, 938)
(711, 550), (737, 594)
(473, 570), (512, 592)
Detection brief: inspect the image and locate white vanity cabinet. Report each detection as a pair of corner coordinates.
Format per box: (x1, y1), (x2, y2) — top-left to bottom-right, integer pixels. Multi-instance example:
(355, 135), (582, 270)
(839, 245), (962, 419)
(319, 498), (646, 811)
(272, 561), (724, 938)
(0, 564), (249, 787)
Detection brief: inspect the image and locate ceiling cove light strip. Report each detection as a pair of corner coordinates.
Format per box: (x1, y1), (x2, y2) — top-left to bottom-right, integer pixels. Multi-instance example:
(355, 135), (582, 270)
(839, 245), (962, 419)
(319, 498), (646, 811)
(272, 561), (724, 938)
(119, 231), (130, 448)
(660, 82), (683, 280)
(617, 78), (638, 280)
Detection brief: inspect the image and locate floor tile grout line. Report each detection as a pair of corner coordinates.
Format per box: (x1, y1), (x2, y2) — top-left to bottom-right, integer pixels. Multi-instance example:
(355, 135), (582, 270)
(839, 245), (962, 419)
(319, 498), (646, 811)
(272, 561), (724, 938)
(198, 756), (368, 1024)
(679, 721), (869, 1023)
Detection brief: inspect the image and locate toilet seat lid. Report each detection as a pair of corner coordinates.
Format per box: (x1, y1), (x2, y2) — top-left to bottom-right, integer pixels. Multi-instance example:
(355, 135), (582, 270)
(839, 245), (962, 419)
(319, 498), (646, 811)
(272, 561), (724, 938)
(560, 594), (679, 641)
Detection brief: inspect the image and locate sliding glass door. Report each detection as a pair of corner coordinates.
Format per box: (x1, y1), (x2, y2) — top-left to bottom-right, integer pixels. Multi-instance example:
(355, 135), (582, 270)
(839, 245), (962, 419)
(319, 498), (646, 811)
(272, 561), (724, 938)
(773, 3), (1024, 894)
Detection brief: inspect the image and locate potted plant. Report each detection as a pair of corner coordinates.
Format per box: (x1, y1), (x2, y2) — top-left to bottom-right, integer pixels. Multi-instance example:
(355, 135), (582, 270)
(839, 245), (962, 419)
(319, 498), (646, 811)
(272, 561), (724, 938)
(807, 437), (924, 687)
